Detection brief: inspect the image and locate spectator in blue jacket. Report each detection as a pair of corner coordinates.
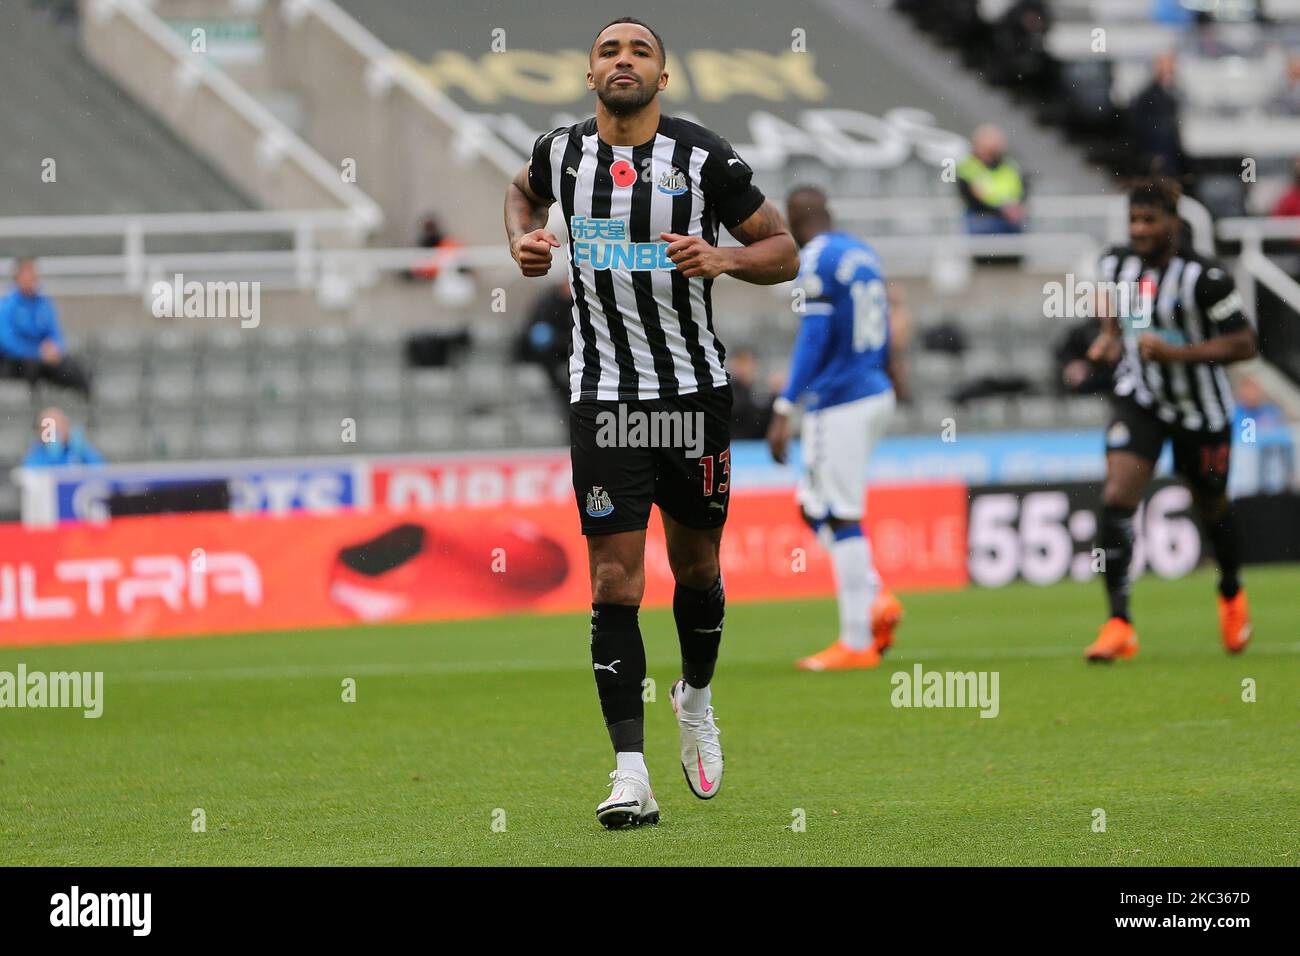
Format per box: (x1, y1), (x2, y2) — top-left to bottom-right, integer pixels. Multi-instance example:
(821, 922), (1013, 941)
(0, 258), (91, 397)
(22, 406), (104, 467)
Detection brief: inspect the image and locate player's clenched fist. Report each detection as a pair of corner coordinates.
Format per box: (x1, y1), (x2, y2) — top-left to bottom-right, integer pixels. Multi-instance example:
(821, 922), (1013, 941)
(512, 229), (561, 277)
(1086, 331), (1121, 365)
(660, 233), (732, 279)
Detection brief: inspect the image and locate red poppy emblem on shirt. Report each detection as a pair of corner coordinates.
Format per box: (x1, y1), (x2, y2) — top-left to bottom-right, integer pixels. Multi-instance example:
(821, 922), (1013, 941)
(610, 160), (636, 188)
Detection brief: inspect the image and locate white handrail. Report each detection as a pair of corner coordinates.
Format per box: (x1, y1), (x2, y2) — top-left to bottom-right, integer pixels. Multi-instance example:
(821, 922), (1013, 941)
(282, 0), (521, 180)
(3, 205), (1296, 291)
(1240, 248), (1300, 316)
(85, 0), (383, 231)
(0, 209), (364, 239)
(1218, 216), (1300, 241)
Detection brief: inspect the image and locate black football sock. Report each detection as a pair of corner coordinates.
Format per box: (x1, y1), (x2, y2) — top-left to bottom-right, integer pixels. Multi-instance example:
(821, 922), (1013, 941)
(1204, 506), (1243, 599)
(1100, 505), (1136, 622)
(590, 603), (646, 754)
(673, 575), (725, 689)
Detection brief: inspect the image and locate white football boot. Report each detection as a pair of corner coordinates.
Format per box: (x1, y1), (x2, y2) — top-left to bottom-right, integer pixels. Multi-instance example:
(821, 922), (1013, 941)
(596, 768), (660, 829)
(669, 679), (723, 799)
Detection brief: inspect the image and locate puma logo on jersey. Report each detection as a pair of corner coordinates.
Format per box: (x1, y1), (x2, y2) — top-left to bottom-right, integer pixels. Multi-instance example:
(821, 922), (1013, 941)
(565, 166), (578, 178)
(593, 660), (621, 674)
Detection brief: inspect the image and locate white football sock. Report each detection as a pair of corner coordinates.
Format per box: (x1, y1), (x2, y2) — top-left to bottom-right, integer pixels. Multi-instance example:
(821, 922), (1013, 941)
(615, 751), (648, 777)
(679, 681), (711, 714)
(829, 530), (878, 651)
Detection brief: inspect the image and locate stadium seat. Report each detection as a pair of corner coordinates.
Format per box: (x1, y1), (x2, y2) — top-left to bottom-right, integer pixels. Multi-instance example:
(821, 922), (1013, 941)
(251, 411), (303, 455)
(513, 408), (566, 446)
(95, 326), (149, 358)
(461, 361), (511, 401)
(1009, 348), (1054, 385)
(956, 396), (1004, 430)
(0, 379), (31, 411)
(200, 357), (252, 402)
(305, 412), (352, 454)
(0, 418), (31, 458)
(94, 423), (144, 461)
(358, 359), (405, 399)
(144, 420), (197, 460)
(250, 362), (305, 403)
(306, 357), (356, 397)
(465, 415), (511, 448)
(357, 407), (405, 452)
(410, 413), (459, 448)
(1018, 395), (1062, 429)
(407, 369), (458, 400)
(1064, 396), (1109, 427)
(197, 418), (247, 459)
(94, 370), (143, 410)
(149, 365), (202, 406)
(511, 364), (553, 399)
(917, 397), (959, 432)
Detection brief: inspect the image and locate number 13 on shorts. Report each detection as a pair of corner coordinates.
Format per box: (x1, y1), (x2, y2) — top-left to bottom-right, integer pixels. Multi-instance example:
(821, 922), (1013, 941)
(701, 449), (730, 496)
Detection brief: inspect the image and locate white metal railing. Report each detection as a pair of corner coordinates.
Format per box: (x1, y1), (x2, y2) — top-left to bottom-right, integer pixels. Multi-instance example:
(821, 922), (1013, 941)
(835, 193), (1216, 257)
(0, 199), (1289, 295)
(280, 0), (520, 180)
(0, 209), (377, 292)
(82, 0), (382, 229)
(1218, 215), (1300, 246)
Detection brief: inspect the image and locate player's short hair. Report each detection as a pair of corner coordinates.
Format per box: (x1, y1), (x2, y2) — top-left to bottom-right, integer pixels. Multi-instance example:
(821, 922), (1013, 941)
(591, 17), (666, 67)
(1127, 177), (1181, 215)
(786, 184), (831, 220)
(13, 256), (35, 274)
(787, 183), (828, 203)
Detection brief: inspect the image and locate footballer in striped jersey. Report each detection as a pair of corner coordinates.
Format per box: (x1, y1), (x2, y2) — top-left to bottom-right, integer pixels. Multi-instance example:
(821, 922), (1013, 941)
(504, 17), (799, 828)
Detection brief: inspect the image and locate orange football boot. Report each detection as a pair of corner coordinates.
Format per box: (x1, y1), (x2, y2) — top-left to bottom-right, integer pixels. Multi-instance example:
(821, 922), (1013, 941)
(1085, 617), (1138, 662)
(871, 590), (903, 655)
(796, 641), (882, 671)
(1218, 590), (1252, 654)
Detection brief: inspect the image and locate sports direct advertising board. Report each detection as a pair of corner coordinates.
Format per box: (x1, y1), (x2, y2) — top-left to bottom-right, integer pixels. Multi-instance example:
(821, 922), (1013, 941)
(2, 429), (1294, 646)
(0, 470), (966, 646)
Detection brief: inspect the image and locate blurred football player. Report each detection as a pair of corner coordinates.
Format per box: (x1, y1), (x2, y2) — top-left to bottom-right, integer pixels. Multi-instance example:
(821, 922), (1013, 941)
(1084, 177), (1257, 661)
(768, 186), (905, 671)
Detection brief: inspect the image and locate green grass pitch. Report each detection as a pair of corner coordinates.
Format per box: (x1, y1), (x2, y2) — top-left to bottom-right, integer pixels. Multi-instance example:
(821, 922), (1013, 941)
(1, 566), (1296, 866)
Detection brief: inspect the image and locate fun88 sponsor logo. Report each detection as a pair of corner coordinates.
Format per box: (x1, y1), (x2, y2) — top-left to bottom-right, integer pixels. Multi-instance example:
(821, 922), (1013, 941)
(571, 216), (675, 271)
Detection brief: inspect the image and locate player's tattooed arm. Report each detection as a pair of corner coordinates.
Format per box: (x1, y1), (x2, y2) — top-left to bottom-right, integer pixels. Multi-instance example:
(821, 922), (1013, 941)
(661, 200), (799, 284)
(723, 200), (800, 284)
(505, 164), (559, 277)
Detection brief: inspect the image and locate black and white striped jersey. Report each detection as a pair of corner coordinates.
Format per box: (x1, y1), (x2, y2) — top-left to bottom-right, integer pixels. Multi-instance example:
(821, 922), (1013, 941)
(1097, 245), (1249, 433)
(527, 114), (766, 402)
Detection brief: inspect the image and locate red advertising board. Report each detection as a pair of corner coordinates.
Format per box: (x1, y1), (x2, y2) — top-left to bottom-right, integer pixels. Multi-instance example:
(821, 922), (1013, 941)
(0, 482), (966, 646)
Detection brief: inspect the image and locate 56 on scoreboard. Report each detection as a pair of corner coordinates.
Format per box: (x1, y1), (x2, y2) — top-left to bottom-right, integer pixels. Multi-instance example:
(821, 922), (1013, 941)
(967, 481), (1202, 588)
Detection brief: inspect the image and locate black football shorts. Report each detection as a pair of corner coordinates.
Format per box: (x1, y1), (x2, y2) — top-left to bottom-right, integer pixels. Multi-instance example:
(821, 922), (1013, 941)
(1105, 397), (1232, 495)
(570, 384), (733, 536)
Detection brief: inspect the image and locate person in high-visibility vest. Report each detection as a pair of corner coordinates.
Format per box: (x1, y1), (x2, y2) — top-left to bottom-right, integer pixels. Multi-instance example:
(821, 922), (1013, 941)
(956, 125), (1027, 235)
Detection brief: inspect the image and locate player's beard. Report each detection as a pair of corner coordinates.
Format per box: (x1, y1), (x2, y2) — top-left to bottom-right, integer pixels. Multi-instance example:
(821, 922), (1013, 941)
(596, 78), (657, 117)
